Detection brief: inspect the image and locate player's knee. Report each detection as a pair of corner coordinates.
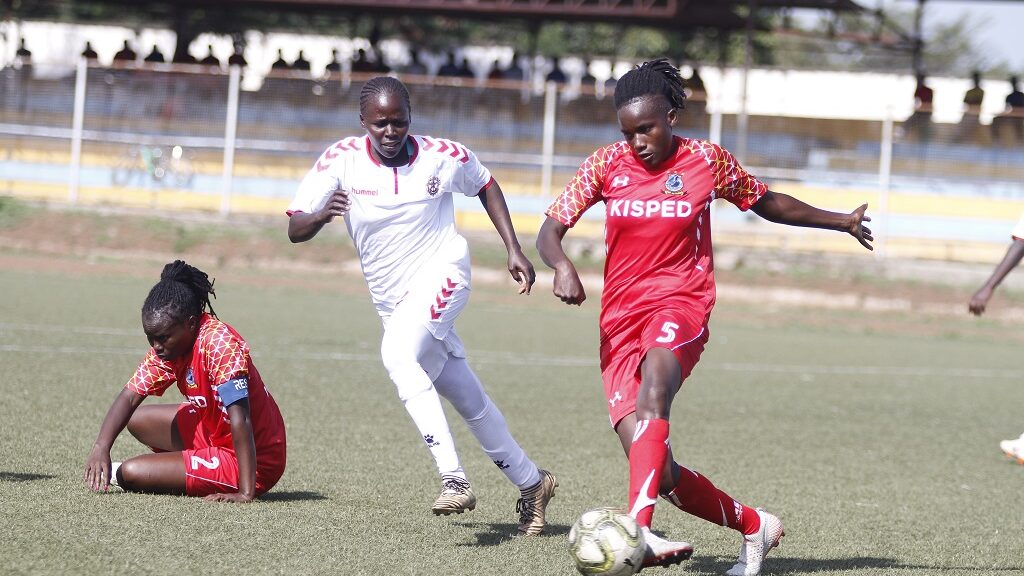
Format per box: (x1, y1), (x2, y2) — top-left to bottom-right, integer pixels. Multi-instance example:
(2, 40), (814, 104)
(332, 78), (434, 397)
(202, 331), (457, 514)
(389, 365), (434, 402)
(117, 459), (143, 490)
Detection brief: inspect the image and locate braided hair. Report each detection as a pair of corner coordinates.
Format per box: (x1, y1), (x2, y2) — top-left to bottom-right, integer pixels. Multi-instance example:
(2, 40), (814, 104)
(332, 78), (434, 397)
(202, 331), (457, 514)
(359, 76), (411, 116)
(141, 260), (217, 323)
(613, 58), (687, 112)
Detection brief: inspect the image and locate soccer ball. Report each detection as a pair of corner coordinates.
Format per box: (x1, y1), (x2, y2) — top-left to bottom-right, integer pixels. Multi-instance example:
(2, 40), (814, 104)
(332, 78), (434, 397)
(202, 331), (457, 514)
(568, 507), (646, 576)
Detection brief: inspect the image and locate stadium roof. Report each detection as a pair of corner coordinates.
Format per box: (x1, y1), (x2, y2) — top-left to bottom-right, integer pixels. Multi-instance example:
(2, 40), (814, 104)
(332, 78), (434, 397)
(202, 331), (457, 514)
(213, 0), (866, 31)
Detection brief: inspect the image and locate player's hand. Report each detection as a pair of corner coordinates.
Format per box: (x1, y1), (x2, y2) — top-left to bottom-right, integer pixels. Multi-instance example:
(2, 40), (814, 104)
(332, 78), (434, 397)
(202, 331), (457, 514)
(848, 204), (873, 251)
(204, 492), (254, 503)
(317, 189), (351, 223)
(508, 249), (536, 295)
(553, 262), (586, 306)
(968, 286), (993, 316)
(83, 446), (112, 492)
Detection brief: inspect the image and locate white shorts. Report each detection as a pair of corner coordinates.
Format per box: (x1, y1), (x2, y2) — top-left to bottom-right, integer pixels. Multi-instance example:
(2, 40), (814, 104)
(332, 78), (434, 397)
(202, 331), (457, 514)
(381, 248), (470, 380)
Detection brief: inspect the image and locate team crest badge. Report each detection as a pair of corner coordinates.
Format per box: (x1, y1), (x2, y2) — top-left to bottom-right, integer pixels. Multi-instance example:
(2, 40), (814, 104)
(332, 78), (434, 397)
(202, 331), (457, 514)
(426, 175), (440, 196)
(663, 172), (685, 195)
(185, 367), (196, 388)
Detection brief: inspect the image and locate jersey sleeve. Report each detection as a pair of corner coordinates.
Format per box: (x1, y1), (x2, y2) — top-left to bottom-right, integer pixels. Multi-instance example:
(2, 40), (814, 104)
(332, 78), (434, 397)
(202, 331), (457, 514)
(702, 142), (767, 211)
(544, 144), (620, 227)
(286, 143), (343, 215)
(125, 350), (176, 397)
(202, 324), (250, 388)
(1012, 213), (1024, 241)
(452, 144), (492, 197)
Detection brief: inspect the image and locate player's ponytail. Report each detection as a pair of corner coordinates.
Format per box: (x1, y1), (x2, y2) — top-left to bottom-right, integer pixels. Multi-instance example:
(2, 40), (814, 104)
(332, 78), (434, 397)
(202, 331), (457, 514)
(613, 58), (687, 112)
(142, 260), (217, 322)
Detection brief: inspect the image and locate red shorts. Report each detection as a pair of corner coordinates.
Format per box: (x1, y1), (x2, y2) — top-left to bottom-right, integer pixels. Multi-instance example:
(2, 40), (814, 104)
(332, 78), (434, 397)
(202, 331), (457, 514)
(599, 312), (709, 428)
(174, 404), (286, 497)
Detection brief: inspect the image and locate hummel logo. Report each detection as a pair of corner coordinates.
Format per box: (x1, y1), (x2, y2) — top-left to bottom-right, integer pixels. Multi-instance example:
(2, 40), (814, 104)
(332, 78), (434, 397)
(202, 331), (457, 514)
(423, 435), (440, 447)
(609, 391), (623, 407)
(493, 459), (510, 470)
(611, 175), (630, 188)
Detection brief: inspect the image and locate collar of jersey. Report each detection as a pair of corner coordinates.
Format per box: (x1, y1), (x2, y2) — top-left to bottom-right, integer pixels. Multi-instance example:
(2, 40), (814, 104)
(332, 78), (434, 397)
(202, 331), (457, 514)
(365, 135), (419, 168)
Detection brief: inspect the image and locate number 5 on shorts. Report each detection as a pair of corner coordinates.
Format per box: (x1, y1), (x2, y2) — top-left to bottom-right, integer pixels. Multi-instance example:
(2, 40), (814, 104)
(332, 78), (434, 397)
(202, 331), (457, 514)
(190, 455), (221, 471)
(655, 321), (679, 344)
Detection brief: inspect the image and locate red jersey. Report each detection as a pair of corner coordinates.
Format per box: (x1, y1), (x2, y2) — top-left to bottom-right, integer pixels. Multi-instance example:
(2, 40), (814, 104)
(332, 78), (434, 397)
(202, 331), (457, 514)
(126, 314), (286, 455)
(545, 137), (766, 343)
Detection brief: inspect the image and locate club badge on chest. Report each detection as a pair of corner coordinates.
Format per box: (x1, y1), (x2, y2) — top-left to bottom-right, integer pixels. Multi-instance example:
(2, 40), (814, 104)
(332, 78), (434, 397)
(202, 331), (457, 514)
(662, 172), (686, 196)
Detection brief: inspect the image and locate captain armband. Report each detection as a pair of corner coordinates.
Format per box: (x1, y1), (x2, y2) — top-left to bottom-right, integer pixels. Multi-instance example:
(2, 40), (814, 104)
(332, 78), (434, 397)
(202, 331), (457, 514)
(216, 377), (249, 407)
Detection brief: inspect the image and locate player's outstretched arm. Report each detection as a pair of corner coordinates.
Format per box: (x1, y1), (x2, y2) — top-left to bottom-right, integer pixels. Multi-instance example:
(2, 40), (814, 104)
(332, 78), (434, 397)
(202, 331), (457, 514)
(969, 238), (1024, 316)
(205, 399), (256, 503)
(750, 191), (873, 251)
(287, 190), (350, 243)
(536, 216), (586, 306)
(477, 179), (536, 295)
(84, 388), (145, 492)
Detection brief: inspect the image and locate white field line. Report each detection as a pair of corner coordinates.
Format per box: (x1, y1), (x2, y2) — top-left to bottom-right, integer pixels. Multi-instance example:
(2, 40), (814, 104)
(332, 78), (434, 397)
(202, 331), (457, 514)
(0, 341), (1017, 380)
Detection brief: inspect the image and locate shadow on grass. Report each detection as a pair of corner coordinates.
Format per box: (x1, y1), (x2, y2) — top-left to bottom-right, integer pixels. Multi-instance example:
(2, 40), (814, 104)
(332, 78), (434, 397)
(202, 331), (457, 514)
(452, 521), (572, 547)
(0, 471), (56, 482)
(258, 490), (328, 502)
(690, 555), (1024, 574)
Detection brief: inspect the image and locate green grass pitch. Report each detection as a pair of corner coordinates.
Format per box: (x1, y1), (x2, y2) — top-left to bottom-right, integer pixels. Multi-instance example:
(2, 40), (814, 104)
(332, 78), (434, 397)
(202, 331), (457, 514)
(1, 260), (1021, 575)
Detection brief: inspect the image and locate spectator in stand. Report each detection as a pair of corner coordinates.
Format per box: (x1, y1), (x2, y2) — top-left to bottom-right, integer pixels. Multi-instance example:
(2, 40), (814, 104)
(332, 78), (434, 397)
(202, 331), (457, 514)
(227, 44), (247, 68)
(501, 52), (526, 82)
(992, 75), (1024, 144)
(956, 70), (985, 142)
(200, 45), (221, 69)
(143, 45), (166, 63)
(271, 49), (291, 70)
(15, 37), (31, 63)
(438, 52), (460, 77)
(684, 66), (707, 116)
(905, 73), (934, 142)
(352, 48), (375, 73)
(325, 48), (342, 73)
(81, 41), (99, 61)
(580, 59), (597, 91)
(545, 57), (567, 84)
(113, 40), (138, 63)
(173, 47), (197, 65)
(403, 49), (428, 77)
(292, 50), (311, 71)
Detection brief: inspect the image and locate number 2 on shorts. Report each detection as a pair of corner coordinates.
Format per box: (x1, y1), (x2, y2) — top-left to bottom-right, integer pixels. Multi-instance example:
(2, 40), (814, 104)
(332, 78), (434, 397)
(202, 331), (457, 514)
(190, 455), (221, 471)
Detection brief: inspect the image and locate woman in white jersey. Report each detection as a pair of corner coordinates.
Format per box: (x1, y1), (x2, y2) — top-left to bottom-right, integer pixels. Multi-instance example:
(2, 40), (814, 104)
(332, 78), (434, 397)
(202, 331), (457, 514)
(286, 76), (556, 535)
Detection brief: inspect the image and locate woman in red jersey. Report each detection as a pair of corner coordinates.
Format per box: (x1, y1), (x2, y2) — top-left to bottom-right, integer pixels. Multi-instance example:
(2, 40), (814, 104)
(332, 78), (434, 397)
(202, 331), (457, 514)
(536, 59), (872, 576)
(83, 260), (286, 502)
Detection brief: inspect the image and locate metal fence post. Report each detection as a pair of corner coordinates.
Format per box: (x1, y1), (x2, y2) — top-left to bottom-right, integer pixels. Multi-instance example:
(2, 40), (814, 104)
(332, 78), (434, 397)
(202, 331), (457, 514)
(540, 81), (557, 198)
(220, 65), (241, 216)
(68, 58), (87, 203)
(878, 110), (894, 258)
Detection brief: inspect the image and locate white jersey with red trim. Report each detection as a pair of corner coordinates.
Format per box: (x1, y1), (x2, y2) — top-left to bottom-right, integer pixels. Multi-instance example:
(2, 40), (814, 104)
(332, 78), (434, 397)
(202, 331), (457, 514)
(288, 135), (492, 316)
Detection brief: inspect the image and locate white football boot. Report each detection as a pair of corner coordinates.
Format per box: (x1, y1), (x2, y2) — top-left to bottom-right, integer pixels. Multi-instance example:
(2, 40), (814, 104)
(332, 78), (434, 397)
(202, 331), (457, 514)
(640, 527), (694, 570)
(1000, 433), (1024, 464)
(726, 508), (784, 576)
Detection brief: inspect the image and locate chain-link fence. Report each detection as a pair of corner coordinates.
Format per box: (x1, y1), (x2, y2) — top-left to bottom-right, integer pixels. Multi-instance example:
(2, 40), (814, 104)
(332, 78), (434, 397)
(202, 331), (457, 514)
(2, 60), (1023, 260)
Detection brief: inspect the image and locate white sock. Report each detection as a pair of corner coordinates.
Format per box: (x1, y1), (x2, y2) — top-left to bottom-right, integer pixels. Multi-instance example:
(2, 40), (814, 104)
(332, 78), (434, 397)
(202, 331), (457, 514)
(399, 376), (466, 480)
(434, 356), (540, 489)
(110, 461), (122, 488)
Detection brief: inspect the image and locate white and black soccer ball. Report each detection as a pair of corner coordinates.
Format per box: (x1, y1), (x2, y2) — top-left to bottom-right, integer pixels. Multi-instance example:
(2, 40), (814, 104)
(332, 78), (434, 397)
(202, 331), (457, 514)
(568, 507), (646, 576)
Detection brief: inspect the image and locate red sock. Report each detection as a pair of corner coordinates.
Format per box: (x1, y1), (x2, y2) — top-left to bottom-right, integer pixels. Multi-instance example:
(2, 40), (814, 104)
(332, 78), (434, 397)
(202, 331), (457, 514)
(663, 465), (761, 535)
(627, 418), (670, 528)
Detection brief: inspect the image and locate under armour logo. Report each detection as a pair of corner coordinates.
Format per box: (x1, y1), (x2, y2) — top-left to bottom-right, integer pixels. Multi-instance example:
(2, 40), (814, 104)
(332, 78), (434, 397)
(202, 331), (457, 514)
(609, 391), (623, 407)
(611, 175), (630, 188)
(423, 435), (440, 447)
(493, 459), (510, 470)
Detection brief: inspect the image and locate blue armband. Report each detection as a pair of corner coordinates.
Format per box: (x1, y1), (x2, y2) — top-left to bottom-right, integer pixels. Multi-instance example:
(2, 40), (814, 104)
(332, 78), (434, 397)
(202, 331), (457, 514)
(216, 377), (249, 407)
